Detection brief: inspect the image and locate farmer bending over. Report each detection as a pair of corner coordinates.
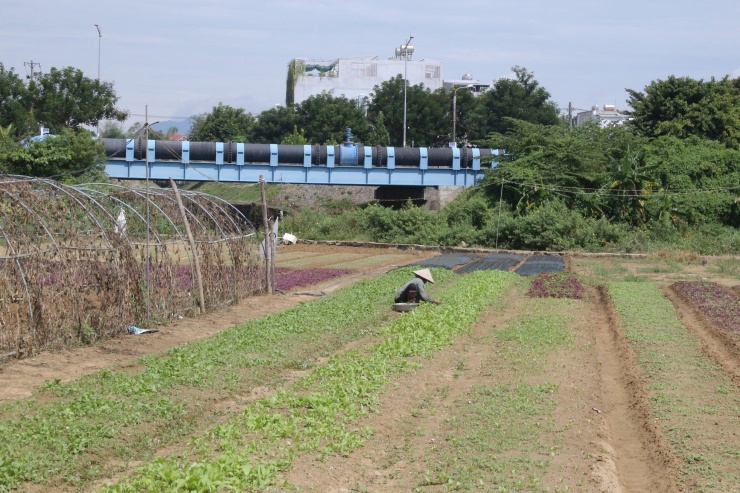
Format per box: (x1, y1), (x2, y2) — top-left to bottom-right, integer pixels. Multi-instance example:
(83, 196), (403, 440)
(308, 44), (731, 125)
(395, 268), (441, 305)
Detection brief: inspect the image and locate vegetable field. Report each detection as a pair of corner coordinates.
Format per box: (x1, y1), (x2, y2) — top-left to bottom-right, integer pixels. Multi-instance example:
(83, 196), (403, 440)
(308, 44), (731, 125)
(0, 243), (738, 492)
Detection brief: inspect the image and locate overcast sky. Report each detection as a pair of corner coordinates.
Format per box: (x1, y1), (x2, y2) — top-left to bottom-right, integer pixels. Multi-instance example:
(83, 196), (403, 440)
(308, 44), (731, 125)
(2, 0), (739, 130)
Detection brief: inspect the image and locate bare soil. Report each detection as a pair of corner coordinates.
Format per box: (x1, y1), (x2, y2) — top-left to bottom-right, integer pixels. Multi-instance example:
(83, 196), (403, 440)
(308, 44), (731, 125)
(1, 245), (738, 492)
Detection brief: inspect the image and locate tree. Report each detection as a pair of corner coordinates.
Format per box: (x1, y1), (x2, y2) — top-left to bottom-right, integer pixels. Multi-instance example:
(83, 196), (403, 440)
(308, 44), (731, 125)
(626, 75), (740, 148)
(295, 93), (370, 144)
(188, 103), (255, 142)
(641, 135), (739, 226)
(100, 121), (126, 139)
(281, 126), (309, 145)
(1, 128), (107, 183)
(606, 149), (660, 225)
(469, 66), (560, 138)
(252, 105), (300, 143)
(0, 64), (37, 137)
(367, 76), (449, 147)
(30, 67), (128, 131)
(0, 124), (18, 159)
(478, 119), (643, 217)
(366, 111), (391, 146)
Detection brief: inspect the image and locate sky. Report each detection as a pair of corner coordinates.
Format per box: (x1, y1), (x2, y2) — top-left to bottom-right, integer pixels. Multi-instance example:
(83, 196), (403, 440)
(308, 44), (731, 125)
(2, 0), (739, 132)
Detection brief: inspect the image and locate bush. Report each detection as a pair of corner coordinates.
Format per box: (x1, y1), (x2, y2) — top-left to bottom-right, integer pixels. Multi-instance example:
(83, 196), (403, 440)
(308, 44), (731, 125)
(497, 200), (628, 251)
(281, 191), (738, 255)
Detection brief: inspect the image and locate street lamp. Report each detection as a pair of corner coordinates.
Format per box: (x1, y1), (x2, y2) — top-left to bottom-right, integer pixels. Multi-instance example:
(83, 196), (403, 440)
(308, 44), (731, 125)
(452, 85), (473, 147)
(95, 24), (102, 136)
(401, 35), (413, 148)
(94, 24), (102, 80)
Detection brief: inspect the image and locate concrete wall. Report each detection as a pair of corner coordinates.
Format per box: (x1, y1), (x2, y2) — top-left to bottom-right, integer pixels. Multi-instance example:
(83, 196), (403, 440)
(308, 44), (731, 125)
(424, 186), (465, 211)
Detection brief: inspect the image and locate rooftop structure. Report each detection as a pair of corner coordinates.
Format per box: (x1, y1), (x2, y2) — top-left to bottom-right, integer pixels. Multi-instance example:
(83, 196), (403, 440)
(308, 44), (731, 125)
(576, 104), (631, 127)
(442, 73), (489, 96)
(286, 44), (444, 105)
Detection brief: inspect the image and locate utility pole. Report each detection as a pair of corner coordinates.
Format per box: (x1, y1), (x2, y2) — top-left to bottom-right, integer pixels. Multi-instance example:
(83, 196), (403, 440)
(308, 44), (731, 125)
(568, 102), (573, 131)
(401, 35), (413, 148)
(24, 60), (41, 80)
(95, 24), (102, 80)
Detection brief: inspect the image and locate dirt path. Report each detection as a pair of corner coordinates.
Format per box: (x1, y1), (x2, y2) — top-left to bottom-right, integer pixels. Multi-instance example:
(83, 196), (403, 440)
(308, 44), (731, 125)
(593, 286), (679, 492)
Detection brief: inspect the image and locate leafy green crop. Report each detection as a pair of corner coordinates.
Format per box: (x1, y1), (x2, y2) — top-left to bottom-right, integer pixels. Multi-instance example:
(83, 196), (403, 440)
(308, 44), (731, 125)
(100, 269), (517, 492)
(0, 268), (428, 491)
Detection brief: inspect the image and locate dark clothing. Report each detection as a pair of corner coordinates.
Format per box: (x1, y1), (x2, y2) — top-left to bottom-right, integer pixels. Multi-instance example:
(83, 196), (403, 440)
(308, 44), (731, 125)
(395, 278), (435, 303)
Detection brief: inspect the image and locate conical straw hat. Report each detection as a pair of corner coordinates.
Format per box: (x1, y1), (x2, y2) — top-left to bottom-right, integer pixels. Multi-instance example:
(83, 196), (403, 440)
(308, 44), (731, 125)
(413, 268), (434, 283)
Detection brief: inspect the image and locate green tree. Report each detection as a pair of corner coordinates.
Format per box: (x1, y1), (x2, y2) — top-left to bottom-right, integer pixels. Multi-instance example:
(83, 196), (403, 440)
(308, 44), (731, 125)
(478, 119), (643, 217)
(367, 76), (449, 147)
(0, 64), (37, 137)
(606, 149), (660, 225)
(188, 103), (255, 142)
(366, 111), (391, 146)
(252, 105), (300, 143)
(642, 135), (739, 226)
(100, 121), (126, 138)
(281, 126), (309, 145)
(469, 66), (561, 138)
(30, 66), (128, 131)
(626, 75), (740, 148)
(1, 128), (107, 183)
(295, 93), (370, 144)
(0, 124), (18, 160)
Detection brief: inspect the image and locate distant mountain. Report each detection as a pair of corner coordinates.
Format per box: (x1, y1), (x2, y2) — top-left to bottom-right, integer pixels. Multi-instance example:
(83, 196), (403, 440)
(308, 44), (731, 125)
(151, 119), (193, 136)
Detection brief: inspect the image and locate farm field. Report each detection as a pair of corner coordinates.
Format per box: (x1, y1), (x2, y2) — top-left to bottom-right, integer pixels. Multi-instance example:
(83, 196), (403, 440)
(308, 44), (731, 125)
(0, 244), (738, 492)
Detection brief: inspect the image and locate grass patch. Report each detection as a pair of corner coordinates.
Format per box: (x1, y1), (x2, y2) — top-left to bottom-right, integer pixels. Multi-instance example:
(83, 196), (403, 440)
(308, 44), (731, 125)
(710, 259), (740, 280)
(418, 298), (576, 491)
(608, 281), (740, 492)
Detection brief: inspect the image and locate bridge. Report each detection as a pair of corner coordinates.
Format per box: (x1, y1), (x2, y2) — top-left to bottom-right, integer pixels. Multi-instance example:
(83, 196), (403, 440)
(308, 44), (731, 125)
(103, 137), (499, 187)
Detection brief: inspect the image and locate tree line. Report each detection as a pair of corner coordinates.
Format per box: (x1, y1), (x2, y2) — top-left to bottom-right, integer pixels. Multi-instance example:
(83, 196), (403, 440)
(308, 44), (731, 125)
(1, 60), (738, 251)
(115, 65), (560, 147)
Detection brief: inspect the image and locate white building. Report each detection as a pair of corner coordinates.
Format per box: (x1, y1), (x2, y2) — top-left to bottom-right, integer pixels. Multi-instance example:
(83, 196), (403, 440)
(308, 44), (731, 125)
(443, 72), (489, 96)
(576, 104), (631, 127)
(287, 44), (444, 106)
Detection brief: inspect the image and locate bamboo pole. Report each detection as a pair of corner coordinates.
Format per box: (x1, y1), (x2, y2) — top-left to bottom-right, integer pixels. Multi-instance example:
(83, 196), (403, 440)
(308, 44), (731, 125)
(169, 178), (206, 313)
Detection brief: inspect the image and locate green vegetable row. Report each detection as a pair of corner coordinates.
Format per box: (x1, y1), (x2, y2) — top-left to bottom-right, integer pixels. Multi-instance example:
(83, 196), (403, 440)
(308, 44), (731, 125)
(0, 267), (434, 491)
(101, 269), (517, 492)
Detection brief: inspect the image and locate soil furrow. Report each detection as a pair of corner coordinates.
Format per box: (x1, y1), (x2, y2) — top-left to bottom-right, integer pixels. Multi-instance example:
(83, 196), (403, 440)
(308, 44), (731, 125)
(595, 285), (680, 492)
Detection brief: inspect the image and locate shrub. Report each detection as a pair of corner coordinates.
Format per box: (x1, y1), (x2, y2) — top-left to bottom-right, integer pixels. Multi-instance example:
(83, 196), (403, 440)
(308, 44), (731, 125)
(500, 200), (627, 251)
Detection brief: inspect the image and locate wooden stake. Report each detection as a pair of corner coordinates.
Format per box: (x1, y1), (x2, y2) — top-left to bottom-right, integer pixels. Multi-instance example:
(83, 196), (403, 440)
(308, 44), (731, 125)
(169, 178), (206, 313)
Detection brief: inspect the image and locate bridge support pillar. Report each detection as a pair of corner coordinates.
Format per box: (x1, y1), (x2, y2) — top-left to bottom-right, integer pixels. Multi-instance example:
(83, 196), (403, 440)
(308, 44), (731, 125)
(425, 186), (465, 211)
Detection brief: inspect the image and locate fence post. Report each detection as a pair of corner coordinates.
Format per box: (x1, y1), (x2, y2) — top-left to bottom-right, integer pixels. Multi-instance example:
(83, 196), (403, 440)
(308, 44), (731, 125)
(260, 176), (273, 294)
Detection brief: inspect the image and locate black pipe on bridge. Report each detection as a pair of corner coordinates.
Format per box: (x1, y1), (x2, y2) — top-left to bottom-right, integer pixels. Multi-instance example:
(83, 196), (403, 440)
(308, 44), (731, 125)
(102, 138), (498, 169)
